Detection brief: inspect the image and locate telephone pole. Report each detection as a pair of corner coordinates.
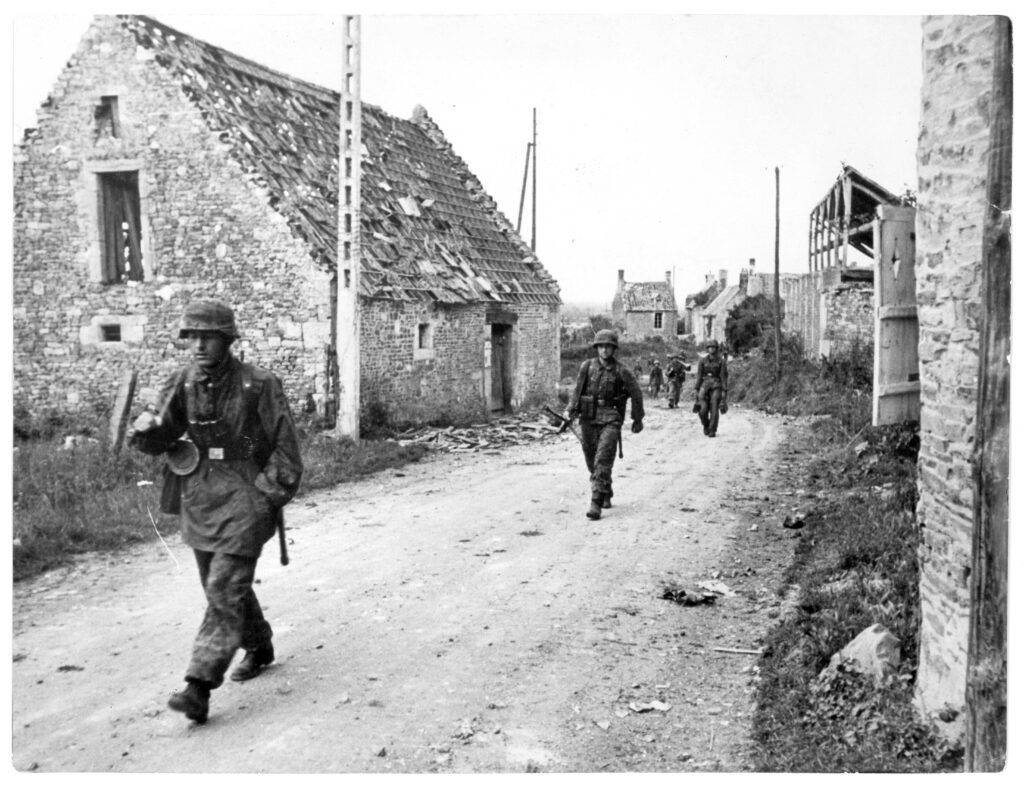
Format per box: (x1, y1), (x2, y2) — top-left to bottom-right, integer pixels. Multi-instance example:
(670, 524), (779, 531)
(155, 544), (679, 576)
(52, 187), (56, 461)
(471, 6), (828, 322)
(531, 108), (537, 252)
(774, 166), (782, 382)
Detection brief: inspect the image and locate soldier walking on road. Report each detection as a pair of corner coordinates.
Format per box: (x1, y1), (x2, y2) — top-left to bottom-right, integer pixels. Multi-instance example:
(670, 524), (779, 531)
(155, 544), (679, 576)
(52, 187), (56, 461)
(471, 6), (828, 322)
(564, 330), (645, 520)
(648, 360), (664, 397)
(129, 300), (303, 724)
(665, 354), (691, 409)
(694, 339), (729, 437)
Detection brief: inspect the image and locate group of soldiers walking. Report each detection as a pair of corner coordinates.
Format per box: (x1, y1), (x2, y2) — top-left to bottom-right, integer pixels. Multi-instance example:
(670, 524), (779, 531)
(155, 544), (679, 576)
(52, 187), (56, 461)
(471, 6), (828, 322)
(565, 329), (728, 521)
(125, 301), (729, 725)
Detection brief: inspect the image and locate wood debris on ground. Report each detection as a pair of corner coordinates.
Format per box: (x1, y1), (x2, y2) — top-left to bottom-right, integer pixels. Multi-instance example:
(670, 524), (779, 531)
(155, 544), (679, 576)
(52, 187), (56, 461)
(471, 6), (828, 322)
(395, 411), (565, 452)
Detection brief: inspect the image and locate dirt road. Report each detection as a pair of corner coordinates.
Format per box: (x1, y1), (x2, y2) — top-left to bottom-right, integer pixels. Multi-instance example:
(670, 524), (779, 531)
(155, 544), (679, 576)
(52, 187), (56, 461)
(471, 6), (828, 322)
(12, 400), (805, 773)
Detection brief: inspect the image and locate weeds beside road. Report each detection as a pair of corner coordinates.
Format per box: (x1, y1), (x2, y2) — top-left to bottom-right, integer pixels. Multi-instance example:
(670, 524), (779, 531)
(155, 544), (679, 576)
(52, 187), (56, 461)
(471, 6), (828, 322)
(11, 418), (427, 582)
(728, 346), (963, 772)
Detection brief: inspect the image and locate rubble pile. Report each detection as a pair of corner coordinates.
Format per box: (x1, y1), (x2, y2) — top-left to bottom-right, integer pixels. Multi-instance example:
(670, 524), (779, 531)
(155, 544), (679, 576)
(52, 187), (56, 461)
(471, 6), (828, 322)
(395, 412), (565, 452)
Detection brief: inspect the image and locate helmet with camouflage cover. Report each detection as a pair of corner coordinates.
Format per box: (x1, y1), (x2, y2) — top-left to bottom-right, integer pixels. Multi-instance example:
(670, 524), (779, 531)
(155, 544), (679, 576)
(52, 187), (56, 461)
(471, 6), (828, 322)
(592, 329), (619, 348)
(178, 300), (240, 339)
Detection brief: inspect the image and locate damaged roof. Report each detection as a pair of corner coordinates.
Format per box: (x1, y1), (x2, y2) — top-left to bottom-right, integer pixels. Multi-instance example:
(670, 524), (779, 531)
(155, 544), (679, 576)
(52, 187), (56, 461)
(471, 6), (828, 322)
(811, 164), (904, 259)
(118, 15), (560, 306)
(621, 280), (677, 312)
(702, 285), (743, 319)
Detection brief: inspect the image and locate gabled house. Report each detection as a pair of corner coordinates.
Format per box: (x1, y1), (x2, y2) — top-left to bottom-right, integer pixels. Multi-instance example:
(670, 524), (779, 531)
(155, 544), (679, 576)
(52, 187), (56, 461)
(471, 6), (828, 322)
(12, 15), (561, 430)
(611, 269), (678, 339)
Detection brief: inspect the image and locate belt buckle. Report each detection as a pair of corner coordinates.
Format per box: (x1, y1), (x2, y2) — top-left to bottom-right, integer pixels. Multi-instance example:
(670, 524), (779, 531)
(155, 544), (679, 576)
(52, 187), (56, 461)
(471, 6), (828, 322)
(208, 447), (225, 460)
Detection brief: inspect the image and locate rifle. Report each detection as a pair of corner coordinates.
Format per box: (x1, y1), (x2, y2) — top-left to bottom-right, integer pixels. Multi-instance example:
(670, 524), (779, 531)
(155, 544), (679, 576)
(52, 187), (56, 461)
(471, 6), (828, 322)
(276, 510), (290, 566)
(542, 405), (583, 445)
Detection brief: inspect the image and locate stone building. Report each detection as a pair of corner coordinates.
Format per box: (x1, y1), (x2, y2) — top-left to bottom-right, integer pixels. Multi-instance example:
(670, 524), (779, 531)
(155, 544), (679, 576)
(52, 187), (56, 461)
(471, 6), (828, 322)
(12, 15), (561, 430)
(610, 269), (678, 339)
(682, 270), (726, 340)
(913, 14), (1009, 750)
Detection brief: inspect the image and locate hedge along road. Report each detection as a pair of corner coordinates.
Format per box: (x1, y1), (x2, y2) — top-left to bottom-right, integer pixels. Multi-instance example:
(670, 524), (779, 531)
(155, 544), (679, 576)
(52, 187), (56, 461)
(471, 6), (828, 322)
(12, 398), (805, 773)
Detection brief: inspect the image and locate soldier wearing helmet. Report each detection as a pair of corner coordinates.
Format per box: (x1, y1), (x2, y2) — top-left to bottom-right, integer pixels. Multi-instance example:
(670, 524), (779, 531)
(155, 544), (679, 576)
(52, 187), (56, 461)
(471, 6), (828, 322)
(128, 299), (303, 724)
(694, 338), (729, 437)
(648, 359), (664, 397)
(564, 329), (645, 520)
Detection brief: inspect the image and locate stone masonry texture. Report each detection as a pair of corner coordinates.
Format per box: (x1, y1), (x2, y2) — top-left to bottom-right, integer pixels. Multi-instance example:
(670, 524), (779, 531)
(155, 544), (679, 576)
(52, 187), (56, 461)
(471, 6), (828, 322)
(13, 17), (560, 429)
(913, 14), (996, 733)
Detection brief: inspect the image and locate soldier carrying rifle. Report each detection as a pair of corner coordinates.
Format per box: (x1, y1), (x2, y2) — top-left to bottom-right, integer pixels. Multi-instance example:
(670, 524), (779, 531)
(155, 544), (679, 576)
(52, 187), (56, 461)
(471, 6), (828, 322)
(564, 330), (645, 520)
(128, 300), (303, 724)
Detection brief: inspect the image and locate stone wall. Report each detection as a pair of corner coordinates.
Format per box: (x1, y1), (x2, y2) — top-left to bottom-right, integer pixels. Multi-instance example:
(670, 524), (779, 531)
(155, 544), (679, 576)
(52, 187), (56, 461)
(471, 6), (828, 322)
(359, 301), (559, 425)
(912, 14), (996, 732)
(13, 16), (561, 430)
(13, 16), (330, 418)
(623, 310), (678, 340)
(777, 273), (873, 359)
(822, 283), (874, 356)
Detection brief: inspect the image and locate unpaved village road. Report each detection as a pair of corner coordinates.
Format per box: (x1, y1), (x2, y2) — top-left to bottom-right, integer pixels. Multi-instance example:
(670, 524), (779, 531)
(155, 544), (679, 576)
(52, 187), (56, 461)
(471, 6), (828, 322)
(12, 401), (809, 773)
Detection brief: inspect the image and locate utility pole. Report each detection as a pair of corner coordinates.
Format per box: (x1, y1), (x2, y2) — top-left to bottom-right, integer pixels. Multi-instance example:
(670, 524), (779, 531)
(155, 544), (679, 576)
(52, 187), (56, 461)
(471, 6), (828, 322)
(774, 166), (782, 383)
(335, 14), (361, 438)
(516, 142), (531, 233)
(531, 108), (537, 252)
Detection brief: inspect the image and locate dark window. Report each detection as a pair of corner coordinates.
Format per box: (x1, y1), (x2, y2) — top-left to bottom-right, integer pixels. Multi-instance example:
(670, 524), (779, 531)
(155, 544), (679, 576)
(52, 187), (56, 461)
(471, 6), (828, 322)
(654, 312), (663, 329)
(418, 323), (432, 350)
(98, 171), (143, 283)
(100, 324), (122, 342)
(94, 95), (121, 139)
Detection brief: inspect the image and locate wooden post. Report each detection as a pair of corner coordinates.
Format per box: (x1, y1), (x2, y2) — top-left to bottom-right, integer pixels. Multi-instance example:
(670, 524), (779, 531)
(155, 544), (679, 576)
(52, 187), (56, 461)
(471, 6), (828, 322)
(531, 107), (537, 252)
(109, 370), (138, 453)
(965, 14), (1010, 772)
(774, 167), (781, 382)
(516, 142), (531, 233)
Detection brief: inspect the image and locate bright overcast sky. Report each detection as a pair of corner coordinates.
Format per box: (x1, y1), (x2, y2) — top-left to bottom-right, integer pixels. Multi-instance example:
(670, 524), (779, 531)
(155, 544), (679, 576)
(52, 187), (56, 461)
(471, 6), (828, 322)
(9, 6), (929, 307)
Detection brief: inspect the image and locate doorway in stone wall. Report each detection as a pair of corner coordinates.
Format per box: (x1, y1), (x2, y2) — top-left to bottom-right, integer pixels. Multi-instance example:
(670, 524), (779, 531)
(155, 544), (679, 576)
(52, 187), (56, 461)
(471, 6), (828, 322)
(489, 323), (513, 413)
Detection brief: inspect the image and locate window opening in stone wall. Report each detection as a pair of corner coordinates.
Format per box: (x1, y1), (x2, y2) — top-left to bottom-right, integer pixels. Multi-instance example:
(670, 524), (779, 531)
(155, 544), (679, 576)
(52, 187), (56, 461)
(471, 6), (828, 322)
(418, 323), (433, 350)
(98, 171), (144, 283)
(94, 95), (121, 140)
(654, 312), (663, 329)
(100, 324), (122, 342)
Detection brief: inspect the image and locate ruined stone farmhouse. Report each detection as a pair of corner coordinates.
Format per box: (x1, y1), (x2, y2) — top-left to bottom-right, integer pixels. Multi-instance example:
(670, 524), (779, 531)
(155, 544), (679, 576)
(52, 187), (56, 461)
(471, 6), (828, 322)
(12, 15), (561, 429)
(610, 269), (678, 339)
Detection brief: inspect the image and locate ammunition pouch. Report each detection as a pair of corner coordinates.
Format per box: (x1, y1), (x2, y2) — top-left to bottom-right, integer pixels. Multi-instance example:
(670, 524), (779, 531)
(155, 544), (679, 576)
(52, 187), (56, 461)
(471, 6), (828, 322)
(579, 395), (597, 420)
(160, 464), (183, 515)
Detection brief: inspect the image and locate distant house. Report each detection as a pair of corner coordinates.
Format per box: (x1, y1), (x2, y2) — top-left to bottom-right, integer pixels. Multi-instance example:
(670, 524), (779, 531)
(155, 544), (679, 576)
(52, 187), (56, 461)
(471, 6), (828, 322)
(611, 269), (678, 340)
(12, 15), (561, 430)
(682, 270), (726, 338)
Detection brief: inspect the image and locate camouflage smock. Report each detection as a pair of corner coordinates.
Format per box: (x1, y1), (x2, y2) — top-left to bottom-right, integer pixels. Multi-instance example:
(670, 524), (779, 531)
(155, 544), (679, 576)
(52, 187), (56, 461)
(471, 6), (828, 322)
(134, 355), (303, 558)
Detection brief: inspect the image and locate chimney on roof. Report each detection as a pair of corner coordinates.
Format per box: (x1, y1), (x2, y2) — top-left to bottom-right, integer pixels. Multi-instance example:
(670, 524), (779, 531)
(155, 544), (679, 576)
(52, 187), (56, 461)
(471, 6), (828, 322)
(665, 270), (672, 286)
(719, 269), (728, 288)
(618, 269), (625, 282)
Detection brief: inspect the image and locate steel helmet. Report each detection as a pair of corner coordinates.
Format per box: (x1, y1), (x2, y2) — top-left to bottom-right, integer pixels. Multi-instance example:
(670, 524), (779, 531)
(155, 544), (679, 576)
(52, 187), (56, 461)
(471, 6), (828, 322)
(592, 329), (619, 348)
(178, 300), (240, 339)
(706, 339), (720, 349)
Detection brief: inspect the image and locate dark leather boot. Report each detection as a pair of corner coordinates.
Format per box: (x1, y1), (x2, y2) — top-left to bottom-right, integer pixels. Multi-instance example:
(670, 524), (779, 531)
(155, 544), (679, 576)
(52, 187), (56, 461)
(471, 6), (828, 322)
(168, 680), (210, 723)
(586, 500), (602, 520)
(601, 493), (612, 509)
(230, 643), (275, 682)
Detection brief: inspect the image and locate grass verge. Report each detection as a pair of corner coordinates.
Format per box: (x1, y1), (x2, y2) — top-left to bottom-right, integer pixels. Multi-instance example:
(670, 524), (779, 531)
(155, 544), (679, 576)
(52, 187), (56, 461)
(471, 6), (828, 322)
(740, 347), (964, 771)
(12, 417), (429, 583)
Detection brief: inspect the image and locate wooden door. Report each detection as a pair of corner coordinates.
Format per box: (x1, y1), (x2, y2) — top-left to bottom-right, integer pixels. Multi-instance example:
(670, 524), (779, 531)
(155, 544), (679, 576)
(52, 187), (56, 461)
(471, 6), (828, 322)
(489, 324), (512, 412)
(872, 205), (919, 425)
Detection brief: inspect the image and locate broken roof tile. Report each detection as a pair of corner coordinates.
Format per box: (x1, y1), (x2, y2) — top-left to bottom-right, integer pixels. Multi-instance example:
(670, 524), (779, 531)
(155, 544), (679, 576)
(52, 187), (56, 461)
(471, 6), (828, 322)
(119, 14), (560, 307)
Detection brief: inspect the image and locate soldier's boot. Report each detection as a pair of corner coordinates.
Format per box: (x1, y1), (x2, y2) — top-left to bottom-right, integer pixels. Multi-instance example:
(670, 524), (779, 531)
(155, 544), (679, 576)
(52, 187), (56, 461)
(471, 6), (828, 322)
(601, 492), (612, 509)
(168, 679), (211, 723)
(586, 499), (602, 520)
(230, 642), (275, 682)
